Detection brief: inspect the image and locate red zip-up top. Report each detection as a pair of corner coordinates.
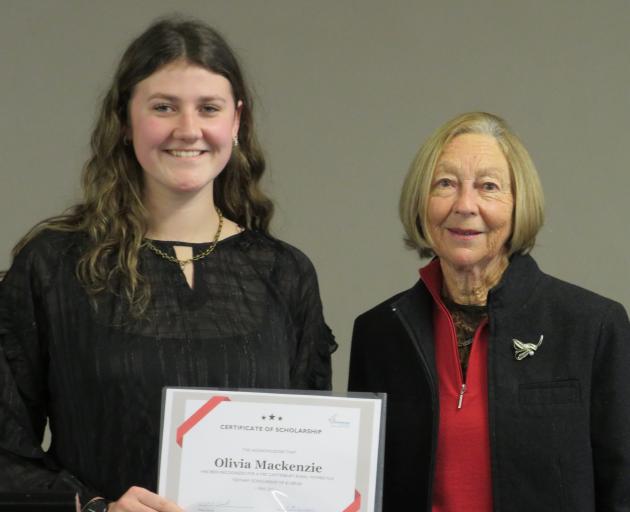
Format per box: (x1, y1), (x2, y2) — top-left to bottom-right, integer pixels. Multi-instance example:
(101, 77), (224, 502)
(420, 259), (493, 512)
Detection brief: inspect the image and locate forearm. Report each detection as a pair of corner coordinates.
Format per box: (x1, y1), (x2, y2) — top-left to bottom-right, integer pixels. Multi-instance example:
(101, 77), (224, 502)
(0, 449), (97, 504)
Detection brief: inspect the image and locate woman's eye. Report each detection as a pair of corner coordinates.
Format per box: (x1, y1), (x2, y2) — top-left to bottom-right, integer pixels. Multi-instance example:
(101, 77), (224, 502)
(200, 104), (219, 114)
(153, 104), (174, 113)
(436, 178), (453, 188)
(481, 182), (499, 191)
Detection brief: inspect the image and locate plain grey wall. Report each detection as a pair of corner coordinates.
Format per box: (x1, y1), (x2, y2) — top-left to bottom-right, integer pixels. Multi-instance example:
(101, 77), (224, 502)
(2, 0), (629, 392)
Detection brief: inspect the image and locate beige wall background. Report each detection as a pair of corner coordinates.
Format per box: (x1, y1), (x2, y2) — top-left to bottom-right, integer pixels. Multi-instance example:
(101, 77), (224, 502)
(1, 0), (629, 391)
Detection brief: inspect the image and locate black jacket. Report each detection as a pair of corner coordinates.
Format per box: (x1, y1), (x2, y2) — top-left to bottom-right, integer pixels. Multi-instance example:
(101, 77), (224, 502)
(349, 255), (630, 511)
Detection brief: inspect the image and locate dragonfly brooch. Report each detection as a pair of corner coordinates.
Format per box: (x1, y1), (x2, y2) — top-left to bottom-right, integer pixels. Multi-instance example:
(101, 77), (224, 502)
(512, 335), (544, 361)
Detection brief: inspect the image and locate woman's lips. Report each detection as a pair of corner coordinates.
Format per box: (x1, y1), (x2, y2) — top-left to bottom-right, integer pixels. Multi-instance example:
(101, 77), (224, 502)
(164, 149), (207, 158)
(447, 228), (483, 239)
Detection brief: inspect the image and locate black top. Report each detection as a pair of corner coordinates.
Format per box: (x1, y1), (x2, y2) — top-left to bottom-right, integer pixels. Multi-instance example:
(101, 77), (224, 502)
(0, 229), (336, 502)
(441, 296), (488, 377)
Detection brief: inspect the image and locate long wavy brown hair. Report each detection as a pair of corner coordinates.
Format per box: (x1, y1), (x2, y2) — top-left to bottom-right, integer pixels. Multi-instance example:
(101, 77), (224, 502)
(12, 18), (273, 314)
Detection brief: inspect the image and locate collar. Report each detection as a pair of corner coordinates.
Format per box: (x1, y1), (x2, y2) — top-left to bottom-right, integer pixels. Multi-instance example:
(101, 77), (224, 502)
(418, 258), (443, 305)
(418, 254), (542, 313)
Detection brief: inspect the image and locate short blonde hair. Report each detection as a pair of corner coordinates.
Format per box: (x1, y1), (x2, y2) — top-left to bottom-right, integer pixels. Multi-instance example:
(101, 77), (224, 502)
(400, 112), (544, 258)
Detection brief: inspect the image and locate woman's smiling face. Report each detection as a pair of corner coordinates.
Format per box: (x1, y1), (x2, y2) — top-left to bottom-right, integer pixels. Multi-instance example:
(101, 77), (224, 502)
(127, 59), (241, 200)
(426, 133), (514, 271)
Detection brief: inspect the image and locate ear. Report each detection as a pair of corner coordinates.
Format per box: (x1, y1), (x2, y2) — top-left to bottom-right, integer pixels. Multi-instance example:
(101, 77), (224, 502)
(232, 100), (243, 139)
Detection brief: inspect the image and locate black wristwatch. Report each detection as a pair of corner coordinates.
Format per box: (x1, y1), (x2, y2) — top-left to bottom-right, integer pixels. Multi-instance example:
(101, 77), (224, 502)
(82, 497), (109, 512)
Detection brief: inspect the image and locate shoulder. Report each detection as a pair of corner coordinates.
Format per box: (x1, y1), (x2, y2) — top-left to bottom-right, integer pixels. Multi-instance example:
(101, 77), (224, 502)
(355, 282), (426, 328)
(356, 291), (406, 322)
(14, 229), (83, 263)
(349, 283), (431, 382)
(7, 229), (84, 286)
(17, 229), (83, 254)
(540, 274), (629, 335)
(543, 274), (621, 308)
(505, 254), (628, 328)
(238, 230), (317, 276)
(533, 265), (625, 319)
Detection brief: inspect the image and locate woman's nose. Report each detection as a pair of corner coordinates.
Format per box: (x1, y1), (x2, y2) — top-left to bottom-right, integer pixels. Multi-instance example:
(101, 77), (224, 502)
(172, 111), (201, 141)
(453, 183), (478, 215)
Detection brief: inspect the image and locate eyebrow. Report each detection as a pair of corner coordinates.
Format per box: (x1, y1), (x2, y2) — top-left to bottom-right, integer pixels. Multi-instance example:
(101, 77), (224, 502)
(146, 93), (228, 103)
(435, 162), (507, 178)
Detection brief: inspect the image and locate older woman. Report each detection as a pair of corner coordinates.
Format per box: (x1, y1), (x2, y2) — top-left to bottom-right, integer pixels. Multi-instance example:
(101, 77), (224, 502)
(349, 112), (629, 511)
(0, 18), (336, 512)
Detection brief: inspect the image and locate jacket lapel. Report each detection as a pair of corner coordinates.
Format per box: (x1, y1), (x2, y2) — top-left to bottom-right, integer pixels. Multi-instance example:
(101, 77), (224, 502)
(393, 280), (438, 392)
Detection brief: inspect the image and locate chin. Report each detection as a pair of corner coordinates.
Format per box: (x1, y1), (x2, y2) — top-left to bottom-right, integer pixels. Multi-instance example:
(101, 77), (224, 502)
(439, 250), (488, 269)
(446, 250), (509, 271)
(171, 176), (214, 192)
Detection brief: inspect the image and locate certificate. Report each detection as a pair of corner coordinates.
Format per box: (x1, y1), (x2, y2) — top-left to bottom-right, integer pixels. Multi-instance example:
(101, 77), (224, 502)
(158, 388), (385, 512)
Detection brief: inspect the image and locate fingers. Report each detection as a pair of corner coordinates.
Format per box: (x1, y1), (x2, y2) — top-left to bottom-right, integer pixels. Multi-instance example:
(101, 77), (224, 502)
(108, 486), (184, 512)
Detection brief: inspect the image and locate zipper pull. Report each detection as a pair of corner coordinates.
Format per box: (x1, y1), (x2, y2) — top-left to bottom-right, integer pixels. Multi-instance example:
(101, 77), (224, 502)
(457, 383), (467, 409)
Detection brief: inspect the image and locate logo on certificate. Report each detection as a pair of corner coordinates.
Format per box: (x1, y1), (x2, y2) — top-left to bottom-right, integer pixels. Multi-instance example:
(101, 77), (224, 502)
(328, 414), (352, 428)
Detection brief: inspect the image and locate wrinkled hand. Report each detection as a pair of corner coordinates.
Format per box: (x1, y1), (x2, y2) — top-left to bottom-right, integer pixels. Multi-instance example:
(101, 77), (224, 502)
(108, 486), (183, 512)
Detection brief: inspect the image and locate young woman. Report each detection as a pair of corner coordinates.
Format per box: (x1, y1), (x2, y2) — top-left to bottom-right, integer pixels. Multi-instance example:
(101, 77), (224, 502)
(0, 18), (336, 512)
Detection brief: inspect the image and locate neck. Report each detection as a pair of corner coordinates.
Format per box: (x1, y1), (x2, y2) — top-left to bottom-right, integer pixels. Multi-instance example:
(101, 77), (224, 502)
(143, 187), (220, 243)
(439, 254), (509, 306)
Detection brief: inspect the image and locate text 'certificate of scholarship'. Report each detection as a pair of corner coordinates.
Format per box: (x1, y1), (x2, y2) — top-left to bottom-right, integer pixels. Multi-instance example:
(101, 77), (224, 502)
(158, 388), (385, 512)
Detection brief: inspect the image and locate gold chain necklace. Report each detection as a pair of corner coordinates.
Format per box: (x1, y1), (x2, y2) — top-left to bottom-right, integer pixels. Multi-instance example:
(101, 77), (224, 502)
(144, 207), (224, 269)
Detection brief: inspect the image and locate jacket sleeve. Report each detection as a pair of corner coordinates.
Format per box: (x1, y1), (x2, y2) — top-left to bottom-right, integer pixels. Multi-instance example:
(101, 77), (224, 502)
(0, 244), (95, 502)
(348, 314), (373, 392)
(590, 301), (630, 509)
(348, 311), (391, 393)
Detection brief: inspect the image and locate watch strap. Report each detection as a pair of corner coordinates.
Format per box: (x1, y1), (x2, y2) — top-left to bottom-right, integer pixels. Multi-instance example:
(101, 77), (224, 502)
(82, 496), (109, 512)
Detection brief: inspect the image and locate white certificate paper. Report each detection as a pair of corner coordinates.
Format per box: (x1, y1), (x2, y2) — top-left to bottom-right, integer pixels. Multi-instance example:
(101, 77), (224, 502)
(158, 389), (384, 512)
